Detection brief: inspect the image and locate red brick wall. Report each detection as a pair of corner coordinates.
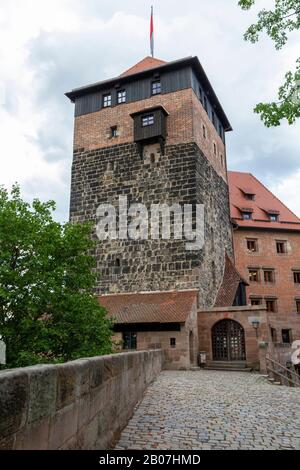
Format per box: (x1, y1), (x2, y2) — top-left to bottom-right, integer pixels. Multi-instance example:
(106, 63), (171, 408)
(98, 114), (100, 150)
(73, 88), (227, 181)
(233, 229), (300, 340)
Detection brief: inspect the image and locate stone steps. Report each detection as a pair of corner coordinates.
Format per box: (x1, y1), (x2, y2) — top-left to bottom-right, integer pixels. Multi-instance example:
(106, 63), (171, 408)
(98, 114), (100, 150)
(204, 366), (252, 372)
(204, 361), (252, 372)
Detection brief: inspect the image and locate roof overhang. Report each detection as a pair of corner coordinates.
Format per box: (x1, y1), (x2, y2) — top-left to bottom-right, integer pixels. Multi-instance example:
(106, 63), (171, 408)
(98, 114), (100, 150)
(65, 56), (232, 131)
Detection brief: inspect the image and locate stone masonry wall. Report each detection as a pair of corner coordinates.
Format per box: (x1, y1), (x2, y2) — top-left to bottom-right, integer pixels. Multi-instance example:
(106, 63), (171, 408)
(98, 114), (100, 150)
(0, 350), (163, 450)
(70, 141), (233, 306)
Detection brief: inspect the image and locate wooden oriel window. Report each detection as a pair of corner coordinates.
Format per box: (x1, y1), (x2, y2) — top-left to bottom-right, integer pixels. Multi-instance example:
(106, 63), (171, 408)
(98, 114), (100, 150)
(276, 241), (287, 254)
(249, 269), (259, 282)
(142, 114), (154, 127)
(266, 299), (277, 312)
(264, 269), (275, 283)
(293, 271), (300, 284)
(246, 239), (258, 252)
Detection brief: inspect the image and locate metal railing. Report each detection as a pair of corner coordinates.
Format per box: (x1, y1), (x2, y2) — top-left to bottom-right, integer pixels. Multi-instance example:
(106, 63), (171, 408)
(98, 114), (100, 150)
(266, 355), (300, 387)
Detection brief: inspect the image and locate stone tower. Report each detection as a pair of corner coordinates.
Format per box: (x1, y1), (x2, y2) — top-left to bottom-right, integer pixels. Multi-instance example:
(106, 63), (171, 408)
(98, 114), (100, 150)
(66, 56), (233, 307)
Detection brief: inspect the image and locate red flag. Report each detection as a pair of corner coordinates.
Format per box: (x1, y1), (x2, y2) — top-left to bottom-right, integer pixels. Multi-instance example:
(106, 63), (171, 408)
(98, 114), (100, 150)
(150, 6), (154, 57)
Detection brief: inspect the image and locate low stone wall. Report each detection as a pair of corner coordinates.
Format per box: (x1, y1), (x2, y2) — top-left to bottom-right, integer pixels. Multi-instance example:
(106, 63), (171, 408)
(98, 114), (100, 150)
(0, 350), (163, 450)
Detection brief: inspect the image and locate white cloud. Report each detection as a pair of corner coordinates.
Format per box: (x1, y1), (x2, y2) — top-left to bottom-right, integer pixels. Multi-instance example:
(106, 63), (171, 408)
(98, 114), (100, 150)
(0, 0), (300, 221)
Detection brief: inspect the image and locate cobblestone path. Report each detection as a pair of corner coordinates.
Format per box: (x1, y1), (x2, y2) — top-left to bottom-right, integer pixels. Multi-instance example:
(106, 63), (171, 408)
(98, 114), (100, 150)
(115, 370), (300, 450)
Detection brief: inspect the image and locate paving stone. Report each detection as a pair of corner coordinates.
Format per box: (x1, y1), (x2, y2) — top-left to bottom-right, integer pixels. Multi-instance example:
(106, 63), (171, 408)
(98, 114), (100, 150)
(115, 370), (300, 450)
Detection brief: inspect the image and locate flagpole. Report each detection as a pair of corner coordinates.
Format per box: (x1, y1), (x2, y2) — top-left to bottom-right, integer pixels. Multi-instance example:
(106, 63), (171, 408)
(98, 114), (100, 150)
(150, 6), (154, 58)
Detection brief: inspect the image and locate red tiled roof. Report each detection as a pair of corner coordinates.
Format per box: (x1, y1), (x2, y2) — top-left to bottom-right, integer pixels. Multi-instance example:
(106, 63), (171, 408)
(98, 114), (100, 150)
(120, 56), (167, 77)
(215, 254), (248, 307)
(228, 171), (300, 231)
(98, 290), (198, 324)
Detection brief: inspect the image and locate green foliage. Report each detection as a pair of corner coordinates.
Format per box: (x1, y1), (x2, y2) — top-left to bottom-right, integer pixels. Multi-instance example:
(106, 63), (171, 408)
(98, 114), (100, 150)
(239, 0), (300, 126)
(0, 185), (113, 369)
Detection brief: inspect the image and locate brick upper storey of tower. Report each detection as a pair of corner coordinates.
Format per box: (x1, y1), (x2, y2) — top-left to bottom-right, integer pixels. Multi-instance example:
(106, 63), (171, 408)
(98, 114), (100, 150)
(66, 55), (232, 181)
(228, 171), (300, 231)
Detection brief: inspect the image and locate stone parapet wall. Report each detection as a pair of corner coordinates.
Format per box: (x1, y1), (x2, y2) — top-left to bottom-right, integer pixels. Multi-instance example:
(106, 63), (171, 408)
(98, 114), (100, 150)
(0, 350), (163, 450)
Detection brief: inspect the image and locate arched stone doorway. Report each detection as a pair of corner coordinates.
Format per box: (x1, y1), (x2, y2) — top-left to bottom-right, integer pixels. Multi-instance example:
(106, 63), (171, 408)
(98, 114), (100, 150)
(212, 319), (246, 361)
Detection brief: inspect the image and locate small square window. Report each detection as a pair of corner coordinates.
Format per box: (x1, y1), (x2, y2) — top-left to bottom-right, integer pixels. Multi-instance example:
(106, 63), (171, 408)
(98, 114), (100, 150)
(247, 239), (258, 252)
(264, 270), (275, 283)
(266, 299), (277, 312)
(111, 126), (118, 138)
(294, 271), (300, 284)
(152, 80), (161, 95)
(117, 89), (126, 104)
(142, 114), (154, 127)
(199, 87), (203, 104)
(123, 331), (137, 350)
(249, 269), (259, 282)
(170, 338), (176, 348)
(219, 123), (223, 139)
(282, 329), (292, 344)
(212, 111), (217, 128)
(276, 241), (287, 254)
(251, 298), (262, 306)
(242, 212), (252, 220)
(103, 93), (112, 108)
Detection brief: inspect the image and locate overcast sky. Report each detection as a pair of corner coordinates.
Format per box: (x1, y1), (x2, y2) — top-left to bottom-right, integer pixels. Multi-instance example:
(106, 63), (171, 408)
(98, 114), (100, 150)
(1, 0), (299, 221)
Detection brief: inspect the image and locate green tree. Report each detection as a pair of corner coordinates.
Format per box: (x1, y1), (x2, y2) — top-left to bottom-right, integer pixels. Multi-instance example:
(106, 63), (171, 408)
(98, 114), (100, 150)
(0, 185), (112, 369)
(239, 0), (300, 126)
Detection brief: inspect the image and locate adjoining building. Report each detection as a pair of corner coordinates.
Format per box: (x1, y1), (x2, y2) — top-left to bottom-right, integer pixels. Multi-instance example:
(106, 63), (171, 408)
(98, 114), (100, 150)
(66, 56), (271, 370)
(229, 171), (300, 362)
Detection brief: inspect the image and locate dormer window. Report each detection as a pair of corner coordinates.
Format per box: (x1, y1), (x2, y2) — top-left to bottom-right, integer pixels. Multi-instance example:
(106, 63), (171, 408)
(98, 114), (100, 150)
(242, 212), (252, 220)
(244, 193), (254, 201)
(142, 114), (154, 127)
(103, 93), (112, 108)
(199, 87), (203, 104)
(152, 80), (161, 95)
(117, 89), (126, 104)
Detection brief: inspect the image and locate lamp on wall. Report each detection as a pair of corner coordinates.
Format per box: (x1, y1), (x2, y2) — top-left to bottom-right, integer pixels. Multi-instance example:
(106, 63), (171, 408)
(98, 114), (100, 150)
(251, 320), (260, 338)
